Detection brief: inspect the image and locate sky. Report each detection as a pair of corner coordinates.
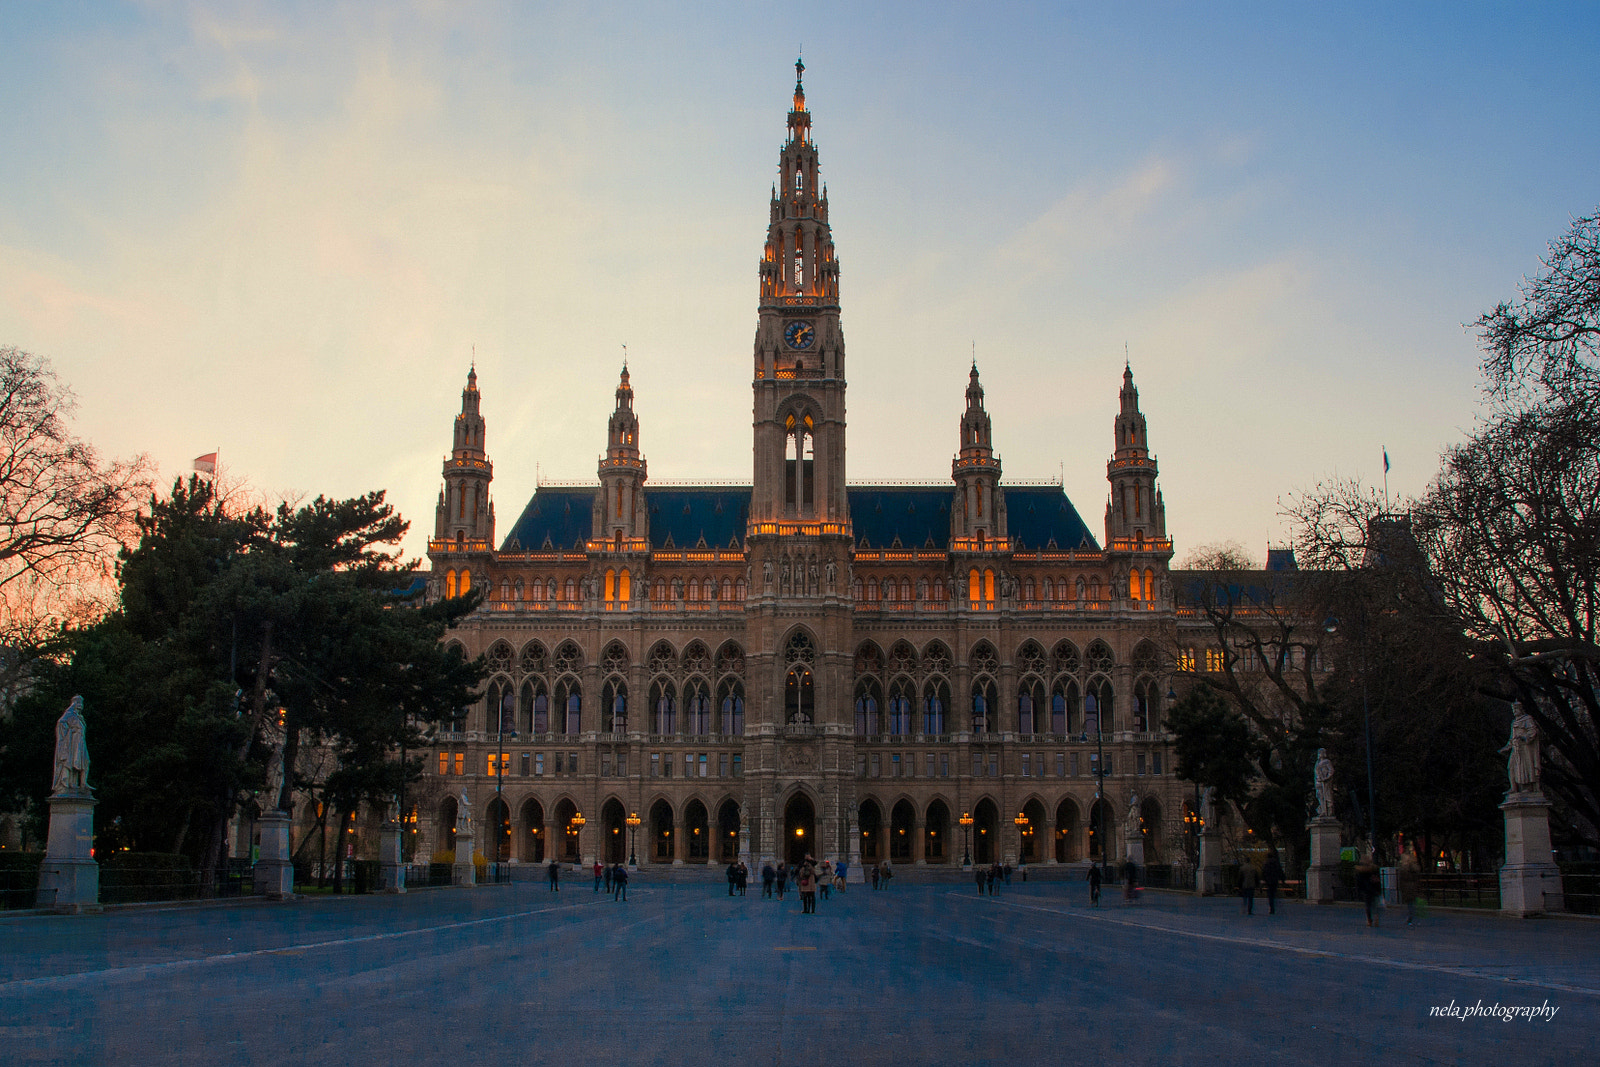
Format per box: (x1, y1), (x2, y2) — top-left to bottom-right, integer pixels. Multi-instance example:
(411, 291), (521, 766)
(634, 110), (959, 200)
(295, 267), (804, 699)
(3, 1), (1598, 568)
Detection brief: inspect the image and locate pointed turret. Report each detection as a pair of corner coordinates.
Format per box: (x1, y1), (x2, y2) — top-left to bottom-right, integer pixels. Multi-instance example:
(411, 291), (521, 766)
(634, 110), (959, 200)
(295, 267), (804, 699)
(434, 366), (495, 548)
(1105, 363), (1170, 606)
(951, 363), (1007, 549)
(593, 364), (650, 549)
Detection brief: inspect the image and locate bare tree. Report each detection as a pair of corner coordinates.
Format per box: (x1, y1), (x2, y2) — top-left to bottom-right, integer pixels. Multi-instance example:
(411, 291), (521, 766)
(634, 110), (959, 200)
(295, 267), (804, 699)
(0, 347), (151, 698)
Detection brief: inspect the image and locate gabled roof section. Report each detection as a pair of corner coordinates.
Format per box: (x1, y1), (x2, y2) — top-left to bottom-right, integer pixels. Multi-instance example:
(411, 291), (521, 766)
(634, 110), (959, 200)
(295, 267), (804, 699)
(1004, 486), (1100, 553)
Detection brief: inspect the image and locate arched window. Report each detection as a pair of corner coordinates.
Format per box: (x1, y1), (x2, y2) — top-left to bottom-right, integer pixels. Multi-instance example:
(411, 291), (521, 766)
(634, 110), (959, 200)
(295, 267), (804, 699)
(1051, 679), (1079, 735)
(1129, 569), (1141, 601)
(1143, 568), (1155, 603)
(968, 568), (981, 604)
(654, 578), (667, 602)
(532, 689), (549, 733)
(922, 678), (949, 735)
(721, 577), (734, 601)
(1017, 679), (1044, 734)
(686, 680), (711, 735)
(460, 569), (472, 594)
(1085, 676), (1114, 735)
(651, 681), (677, 734)
(888, 678), (913, 736)
(717, 679), (745, 735)
(971, 677), (997, 733)
(499, 578), (510, 602)
(564, 577), (577, 601)
(554, 678), (581, 734)
(854, 679), (881, 736)
(602, 678), (627, 732)
(445, 570), (457, 598)
(787, 665), (815, 724)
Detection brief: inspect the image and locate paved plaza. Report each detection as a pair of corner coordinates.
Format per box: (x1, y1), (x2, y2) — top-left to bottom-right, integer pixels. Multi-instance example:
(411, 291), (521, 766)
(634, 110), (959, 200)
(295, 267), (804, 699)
(1, 878), (1593, 1065)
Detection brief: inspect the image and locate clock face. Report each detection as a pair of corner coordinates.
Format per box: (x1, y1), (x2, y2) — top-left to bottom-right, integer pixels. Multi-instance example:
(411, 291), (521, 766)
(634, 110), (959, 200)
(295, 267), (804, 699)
(784, 320), (815, 350)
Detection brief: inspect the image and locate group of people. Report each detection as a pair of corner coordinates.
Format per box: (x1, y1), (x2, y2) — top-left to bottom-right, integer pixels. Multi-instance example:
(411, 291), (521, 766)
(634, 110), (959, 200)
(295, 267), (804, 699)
(1354, 850), (1424, 927)
(725, 860), (750, 895)
(1235, 852), (1285, 915)
(974, 861), (1015, 895)
(576, 860), (629, 901)
(758, 857), (847, 904)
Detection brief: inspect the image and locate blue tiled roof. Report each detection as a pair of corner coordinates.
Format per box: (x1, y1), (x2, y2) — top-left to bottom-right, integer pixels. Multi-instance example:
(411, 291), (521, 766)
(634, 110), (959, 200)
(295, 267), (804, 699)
(501, 484), (1097, 553)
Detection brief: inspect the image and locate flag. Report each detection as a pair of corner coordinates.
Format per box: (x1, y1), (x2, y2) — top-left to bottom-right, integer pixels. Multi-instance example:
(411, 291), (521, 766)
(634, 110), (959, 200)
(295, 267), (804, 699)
(193, 452), (217, 474)
(1383, 448), (1390, 474)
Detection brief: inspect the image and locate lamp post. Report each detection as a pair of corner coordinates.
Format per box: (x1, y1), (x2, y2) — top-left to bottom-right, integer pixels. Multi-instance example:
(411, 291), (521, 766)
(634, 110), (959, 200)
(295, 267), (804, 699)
(495, 689), (515, 867)
(1325, 613), (1379, 860)
(1081, 714), (1107, 881)
(570, 812), (586, 866)
(1013, 811), (1030, 865)
(626, 811), (641, 867)
(959, 811), (974, 868)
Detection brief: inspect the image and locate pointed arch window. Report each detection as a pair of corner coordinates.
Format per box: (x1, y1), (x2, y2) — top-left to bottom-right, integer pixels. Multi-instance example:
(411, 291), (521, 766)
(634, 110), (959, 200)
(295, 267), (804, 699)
(717, 679), (745, 736)
(787, 665), (815, 724)
(888, 678), (913, 736)
(922, 679), (949, 735)
(686, 680), (712, 736)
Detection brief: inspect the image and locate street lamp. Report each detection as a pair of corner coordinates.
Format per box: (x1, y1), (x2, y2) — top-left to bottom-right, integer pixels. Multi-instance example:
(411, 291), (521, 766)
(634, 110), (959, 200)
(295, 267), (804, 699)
(959, 811), (974, 868)
(626, 811), (641, 867)
(1013, 811), (1030, 865)
(1081, 714), (1107, 882)
(570, 812), (586, 866)
(1325, 614), (1379, 860)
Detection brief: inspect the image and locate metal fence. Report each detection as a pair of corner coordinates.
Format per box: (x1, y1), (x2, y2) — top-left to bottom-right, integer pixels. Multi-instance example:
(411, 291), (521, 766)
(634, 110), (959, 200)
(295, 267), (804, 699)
(1418, 873), (1500, 910)
(1560, 863), (1599, 914)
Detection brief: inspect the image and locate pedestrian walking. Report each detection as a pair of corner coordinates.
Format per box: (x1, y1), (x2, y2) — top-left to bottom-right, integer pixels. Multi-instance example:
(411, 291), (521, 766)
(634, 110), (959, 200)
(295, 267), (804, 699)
(871, 864), (881, 890)
(879, 860), (893, 889)
(819, 859), (833, 900)
(737, 860), (749, 896)
(775, 861), (788, 899)
(727, 860), (739, 897)
(1261, 851), (1284, 915)
(612, 863), (628, 902)
(1355, 856), (1382, 927)
(974, 864), (987, 895)
(1088, 864), (1102, 907)
(985, 863), (996, 895)
(1238, 860), (1260, 915)
(1398, 851), (1423, 926)
(548, 859), (560, 892)
(834, 859), (848, 892)
(594, 860), (604, 892)
(1003, 862), (1012, 886)
(1122, 858), (1138, 903)
(762, 862), (775, 898)
(798, 859), (817, 914)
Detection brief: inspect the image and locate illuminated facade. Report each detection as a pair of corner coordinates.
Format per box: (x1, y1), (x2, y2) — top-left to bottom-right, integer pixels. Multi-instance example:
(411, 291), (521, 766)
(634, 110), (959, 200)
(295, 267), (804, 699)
(418, 61), (1186, 874)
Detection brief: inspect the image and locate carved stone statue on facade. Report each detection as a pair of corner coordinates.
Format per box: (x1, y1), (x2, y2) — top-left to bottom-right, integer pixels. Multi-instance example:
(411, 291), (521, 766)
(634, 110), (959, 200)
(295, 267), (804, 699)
(1501, 708), (1541, 794)
(671, 576), (684, 599)
(763, 559), (773, 589)
(1127, 791), (1140, 826)
(808, 560), (820, 595)
(385, 794), (400, 825)
(1313, 748), (1335, 819)
(1199, 786), (1216, 829)
(456, 789), (473, 834)
(51, 696), (90, 795)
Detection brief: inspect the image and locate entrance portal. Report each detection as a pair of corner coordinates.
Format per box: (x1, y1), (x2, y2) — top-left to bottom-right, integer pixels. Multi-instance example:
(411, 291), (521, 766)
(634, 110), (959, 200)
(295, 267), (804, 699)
(782, 793), (816, 866)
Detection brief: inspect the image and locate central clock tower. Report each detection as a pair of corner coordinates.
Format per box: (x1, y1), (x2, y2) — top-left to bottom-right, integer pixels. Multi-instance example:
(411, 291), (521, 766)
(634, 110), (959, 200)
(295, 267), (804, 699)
(750, 57), (847, 528)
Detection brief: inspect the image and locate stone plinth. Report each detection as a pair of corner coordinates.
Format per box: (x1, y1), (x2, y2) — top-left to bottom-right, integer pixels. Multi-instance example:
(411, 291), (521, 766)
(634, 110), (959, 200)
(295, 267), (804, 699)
(252, 811), (295, 900)
(1124, 832), (1145, 870)
(1500, 793), (1563, 917)
(37, 792), (100, 913)
(378, 822), (405, 893)
(453, 834), (477, 887)
(1196, 833), (1222, 895)
(1305, 816), (1342, 905)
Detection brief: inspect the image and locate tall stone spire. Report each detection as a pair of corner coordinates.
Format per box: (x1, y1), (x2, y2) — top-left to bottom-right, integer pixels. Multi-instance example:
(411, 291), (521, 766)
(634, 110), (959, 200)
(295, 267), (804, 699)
(951, 363), (1007, 548)
(435, 366), (494, 547)
(1105, 363), (1170, 605)
(594, 363), (649, 548)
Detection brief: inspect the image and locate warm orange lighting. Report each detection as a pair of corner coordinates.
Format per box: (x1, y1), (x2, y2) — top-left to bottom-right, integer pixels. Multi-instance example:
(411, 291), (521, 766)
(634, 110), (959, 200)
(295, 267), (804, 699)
(795, 827), (805, 837)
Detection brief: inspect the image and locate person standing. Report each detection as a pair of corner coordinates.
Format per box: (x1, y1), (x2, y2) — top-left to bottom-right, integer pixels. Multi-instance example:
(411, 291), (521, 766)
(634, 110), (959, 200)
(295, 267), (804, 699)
(603, 863), (613, 895)
(548, 858), (560, 892)
(727, 860), (739, 897)
(1355, 856), (1382, 927)
(613, 863), (628, 902)
(1398, 851), (1423, 927)
(1238, 860), (1260, 915)
(737, 860), (749, 896)
(762, 862), (776, 899)
(1261, 851), (1285, 915)
(819, 859), (833, 900)
(775, 861), (788, 900)
(1088, 864), (1102, 907)
(871, 863), (881, 890)
(879, 860), (893, 890)
(798, 860), (816, 913)
(974, 864), (987, 896)
(1122, 858), (1138, 903)
(834, 859), (848, 892)
(594, 860), (604, 892)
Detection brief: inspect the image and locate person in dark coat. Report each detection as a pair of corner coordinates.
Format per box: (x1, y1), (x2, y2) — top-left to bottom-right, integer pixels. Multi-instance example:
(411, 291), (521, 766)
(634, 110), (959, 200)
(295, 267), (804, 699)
(548, 859), (560, 892)
(1239, 861), (1260, 915)
(1355, 858), (1382, 927)
(736, 860), (749, 896)
(727, 861), (739, 897)
(603, 864), (613, 894)
(762, 862), (776, 898)
(775, 861), (788, 899)
(1261, 851), (1285, 915)
(871, 863), (881, 890)
(612, 863), (628, 901)
(1088, 864), (1102, 906)
(974, 865), (987, 894)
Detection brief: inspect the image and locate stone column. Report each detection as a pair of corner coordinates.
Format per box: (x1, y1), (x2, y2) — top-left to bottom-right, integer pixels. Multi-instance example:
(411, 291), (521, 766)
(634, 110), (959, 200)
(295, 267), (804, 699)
(1305, 815), (1342, 904)
(378, 816), (406, 893)
(846, 805), (864, 883)
(1196, 831), (1223, 896)
(252, 811), (295, 901)
(453, 827), (477, 886)
(1500, 792), (1563, 917)
(37, 792), (100, 913)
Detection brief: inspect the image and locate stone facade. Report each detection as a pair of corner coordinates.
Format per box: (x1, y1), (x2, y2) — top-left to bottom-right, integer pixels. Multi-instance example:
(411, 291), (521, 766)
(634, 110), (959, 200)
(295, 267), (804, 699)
(417, 62), (1188, 873)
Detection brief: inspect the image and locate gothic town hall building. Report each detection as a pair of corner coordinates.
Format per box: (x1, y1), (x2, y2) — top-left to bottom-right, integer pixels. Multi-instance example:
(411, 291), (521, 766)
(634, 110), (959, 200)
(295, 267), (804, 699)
(419, 63), (1183, 876)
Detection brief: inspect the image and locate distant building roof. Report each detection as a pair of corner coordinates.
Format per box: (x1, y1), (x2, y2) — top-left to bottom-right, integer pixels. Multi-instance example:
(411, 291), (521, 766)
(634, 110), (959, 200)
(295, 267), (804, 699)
(501, 485), (1097, 554)
(1266, 547), (1298, 572)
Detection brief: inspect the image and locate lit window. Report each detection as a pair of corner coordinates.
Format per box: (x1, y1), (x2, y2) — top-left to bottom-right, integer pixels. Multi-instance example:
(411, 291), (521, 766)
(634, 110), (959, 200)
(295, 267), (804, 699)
(1178, 648), (1196, 672)
(438, 752), (448, 776)
(1206, 648), (1225, 672)
(453, 753), (464, 776)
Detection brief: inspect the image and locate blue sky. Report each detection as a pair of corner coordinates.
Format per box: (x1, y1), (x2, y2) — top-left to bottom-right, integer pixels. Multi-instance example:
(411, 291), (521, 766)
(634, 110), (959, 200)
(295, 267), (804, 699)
(2, 1), (1597, 564)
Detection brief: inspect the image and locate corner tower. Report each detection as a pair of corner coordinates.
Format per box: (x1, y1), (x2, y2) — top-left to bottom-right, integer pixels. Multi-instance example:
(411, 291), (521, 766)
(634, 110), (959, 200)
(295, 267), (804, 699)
(1105, 364), (1171, 606)
(750, 57), (848, 528)
(951, 363), (1008, 548)
(592, 364), (649, 549)
(435, 366), (495, 548)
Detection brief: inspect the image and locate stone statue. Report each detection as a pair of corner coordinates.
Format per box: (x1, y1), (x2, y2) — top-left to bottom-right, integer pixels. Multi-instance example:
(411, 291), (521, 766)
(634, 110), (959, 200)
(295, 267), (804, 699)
(763, 559), (773, 588)
(1502, 708), (1541, 793)
(384, 794), (400, 825)
(1199, 786), (1216, 830)
(456, 789), (473, 834)
(261, 735), (286, 813)
(1313, 748), (1335, 818)
(51, 696), (90, 795)
(808, 560), (820, 594)
(1127, 791), (1140, 825)
(672, 576), (684, 599)
(826, 560), (837, 590)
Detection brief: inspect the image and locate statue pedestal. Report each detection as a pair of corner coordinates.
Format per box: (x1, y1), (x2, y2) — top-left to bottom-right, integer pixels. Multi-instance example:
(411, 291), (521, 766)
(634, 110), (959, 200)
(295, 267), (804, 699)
(378, 821), (405, 893)
(453, 832), (477, 887)
(847, 815), (865, 883)
(252, 811), (294, 900)
(1124, 833), (1145, 871)
(1305, 816), (1342, 904)
(1500, 793), (1563, 917)
(1196, 833), (1222, 895)
(37, 792), (100, 913)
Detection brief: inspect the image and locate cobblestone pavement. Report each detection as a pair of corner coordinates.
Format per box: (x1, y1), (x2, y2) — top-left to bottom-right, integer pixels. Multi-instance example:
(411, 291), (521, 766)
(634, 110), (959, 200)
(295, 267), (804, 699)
(1, 880), (1593, 1065)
